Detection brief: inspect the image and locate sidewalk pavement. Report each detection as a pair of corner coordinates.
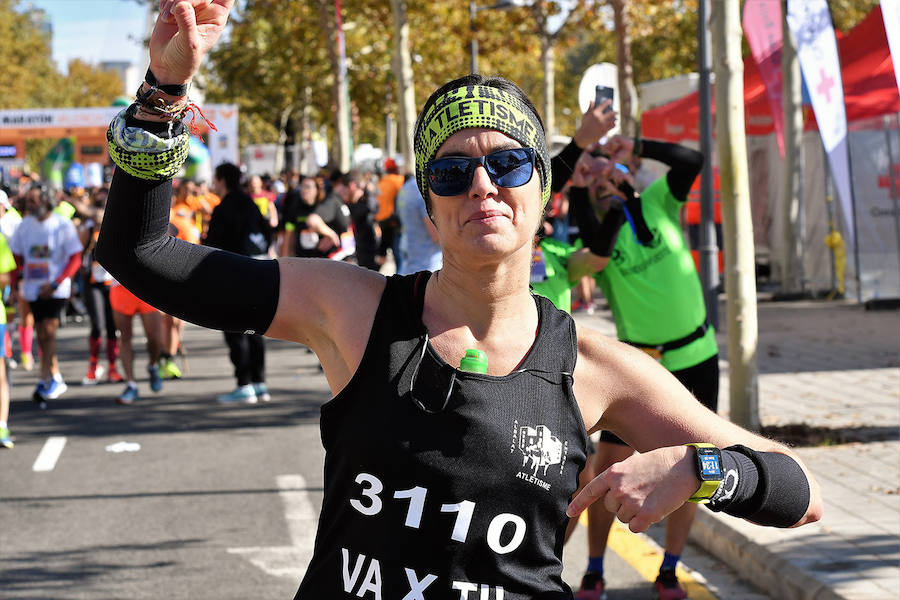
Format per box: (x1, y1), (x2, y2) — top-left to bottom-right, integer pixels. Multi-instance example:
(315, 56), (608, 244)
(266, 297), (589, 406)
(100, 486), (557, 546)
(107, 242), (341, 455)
(574, 298), (900, 600)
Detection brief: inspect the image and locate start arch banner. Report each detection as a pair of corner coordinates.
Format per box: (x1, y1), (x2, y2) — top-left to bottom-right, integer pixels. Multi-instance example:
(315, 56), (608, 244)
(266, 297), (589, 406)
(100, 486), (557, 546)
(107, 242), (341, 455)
(0, 104), (239, 169)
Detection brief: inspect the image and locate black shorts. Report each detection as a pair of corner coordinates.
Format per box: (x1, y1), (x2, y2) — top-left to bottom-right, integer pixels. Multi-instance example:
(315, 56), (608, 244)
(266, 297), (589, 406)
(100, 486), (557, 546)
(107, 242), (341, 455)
(29, 298), (67, 323)
(599, 353), (720, 447)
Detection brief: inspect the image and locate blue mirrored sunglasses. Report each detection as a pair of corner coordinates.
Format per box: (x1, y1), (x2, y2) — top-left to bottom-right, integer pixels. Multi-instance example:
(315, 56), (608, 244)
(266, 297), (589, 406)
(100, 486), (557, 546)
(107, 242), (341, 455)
(425, 147), (536, 197)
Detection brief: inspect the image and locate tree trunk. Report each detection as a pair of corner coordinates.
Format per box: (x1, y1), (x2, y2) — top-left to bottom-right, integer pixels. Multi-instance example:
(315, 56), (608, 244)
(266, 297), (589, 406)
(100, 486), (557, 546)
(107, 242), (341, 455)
(541, 34), (555, 138)
(390, 0), (416, 176)
(780, 4), (805, 294)
(274, 106), (292, 175)
(317, 0), (351, 171)
(611, 0), (636, 138)
(299, 86), (312, 175)
(711, 0), (760, 431)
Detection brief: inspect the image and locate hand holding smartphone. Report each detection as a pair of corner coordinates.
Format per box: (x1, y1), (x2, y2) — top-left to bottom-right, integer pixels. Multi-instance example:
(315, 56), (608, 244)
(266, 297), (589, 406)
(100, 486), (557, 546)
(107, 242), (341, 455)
(595, 85), (614, 114)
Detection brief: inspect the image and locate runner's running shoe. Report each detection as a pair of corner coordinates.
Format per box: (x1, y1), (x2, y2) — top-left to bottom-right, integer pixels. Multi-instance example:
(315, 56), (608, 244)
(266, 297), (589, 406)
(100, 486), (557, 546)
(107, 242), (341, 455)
(654, 567), (687, 600)
(252, 383), (271, 402)
(44, 377), (67, 400)
(148, 365), (163, 392)
(116, 384), (139, 405)
(20, 353), (33, 371)
(574, 571), (607, 600)
(160, 358), (182, 379)
(107, 366), (124, 383)
(82, 363), (105, 385)
(0, 427), (13, 448)
(32, 381), (48, 409)
(217, 385), (257, 405)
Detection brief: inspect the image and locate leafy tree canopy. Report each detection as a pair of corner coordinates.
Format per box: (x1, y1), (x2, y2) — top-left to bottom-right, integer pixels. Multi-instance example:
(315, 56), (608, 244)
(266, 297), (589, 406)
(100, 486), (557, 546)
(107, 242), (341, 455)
(143, 0), (891, 162)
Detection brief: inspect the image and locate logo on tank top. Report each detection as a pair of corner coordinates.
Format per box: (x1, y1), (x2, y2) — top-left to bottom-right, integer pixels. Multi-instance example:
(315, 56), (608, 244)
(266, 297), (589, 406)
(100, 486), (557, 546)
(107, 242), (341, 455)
(511, 420), (568, 491)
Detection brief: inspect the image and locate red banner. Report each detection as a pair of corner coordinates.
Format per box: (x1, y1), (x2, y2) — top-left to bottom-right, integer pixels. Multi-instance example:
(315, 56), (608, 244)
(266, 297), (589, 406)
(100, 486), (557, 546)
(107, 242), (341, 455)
(742, 0), (786, 156)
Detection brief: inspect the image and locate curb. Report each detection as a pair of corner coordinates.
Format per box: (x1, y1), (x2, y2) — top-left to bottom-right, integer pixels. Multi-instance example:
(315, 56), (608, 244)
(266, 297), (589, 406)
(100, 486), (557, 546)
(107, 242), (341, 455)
(689, 509), (845, 600)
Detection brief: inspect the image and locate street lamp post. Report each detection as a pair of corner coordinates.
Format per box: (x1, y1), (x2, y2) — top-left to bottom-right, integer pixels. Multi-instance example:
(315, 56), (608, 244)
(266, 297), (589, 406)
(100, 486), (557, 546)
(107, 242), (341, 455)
(469, 0), (519, 74)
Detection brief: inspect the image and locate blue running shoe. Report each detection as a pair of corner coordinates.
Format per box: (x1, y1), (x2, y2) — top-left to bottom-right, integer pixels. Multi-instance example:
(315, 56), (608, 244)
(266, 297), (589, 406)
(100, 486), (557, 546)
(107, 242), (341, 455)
(116, 384), (139, 405)
(32, 381), (48, 409)
(252, 383), (271, 402)
(44, 377), (68, 400)
(148, 365), (162, 392)
(217, 385), (257, 404)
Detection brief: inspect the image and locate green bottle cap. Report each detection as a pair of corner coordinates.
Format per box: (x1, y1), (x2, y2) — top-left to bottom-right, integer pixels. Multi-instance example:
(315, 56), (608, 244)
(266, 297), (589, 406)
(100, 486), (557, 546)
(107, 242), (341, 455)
(459, 349), (488, 374)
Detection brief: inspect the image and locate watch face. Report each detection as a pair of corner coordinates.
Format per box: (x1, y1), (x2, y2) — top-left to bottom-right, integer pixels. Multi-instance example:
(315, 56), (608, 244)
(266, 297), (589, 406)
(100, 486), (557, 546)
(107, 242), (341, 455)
(697, 447), (722, 480)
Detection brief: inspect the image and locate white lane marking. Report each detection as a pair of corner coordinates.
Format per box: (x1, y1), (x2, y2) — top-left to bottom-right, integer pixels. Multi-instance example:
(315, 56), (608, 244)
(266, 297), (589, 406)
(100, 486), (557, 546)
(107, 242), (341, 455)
(33, 436), (67, 472)
(105, 441), (141, 453)
(228, 474), (318, 579)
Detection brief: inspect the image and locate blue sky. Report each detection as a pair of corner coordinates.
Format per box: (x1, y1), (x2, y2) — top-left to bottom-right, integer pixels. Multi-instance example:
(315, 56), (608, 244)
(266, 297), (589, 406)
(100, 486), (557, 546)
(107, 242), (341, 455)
(30, 0), (150, 71)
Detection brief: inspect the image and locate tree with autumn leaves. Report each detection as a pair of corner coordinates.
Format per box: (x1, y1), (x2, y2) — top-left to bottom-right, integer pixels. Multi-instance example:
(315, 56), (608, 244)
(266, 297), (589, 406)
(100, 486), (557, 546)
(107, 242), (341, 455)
(201, 0), (876, 170)
(0, 0), (124, 172)
(3, 0), (877, 172)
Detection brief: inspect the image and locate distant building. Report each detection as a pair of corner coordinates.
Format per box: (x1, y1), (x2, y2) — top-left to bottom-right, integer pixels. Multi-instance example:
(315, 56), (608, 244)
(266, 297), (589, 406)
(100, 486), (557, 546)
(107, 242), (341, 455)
(100, 61), (140, 97)
(27, 5), (53, 39)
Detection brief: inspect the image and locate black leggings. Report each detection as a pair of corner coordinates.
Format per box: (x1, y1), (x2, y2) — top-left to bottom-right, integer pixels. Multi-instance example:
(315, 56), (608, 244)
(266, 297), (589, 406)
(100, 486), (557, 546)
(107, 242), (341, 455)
(83, 276), (117, 340)
(224, 331), (265, 386)
(600, 353), (719, 446)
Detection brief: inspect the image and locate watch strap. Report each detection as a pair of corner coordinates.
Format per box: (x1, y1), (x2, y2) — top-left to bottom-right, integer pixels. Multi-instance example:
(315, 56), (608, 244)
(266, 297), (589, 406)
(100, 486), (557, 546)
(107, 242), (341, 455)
(145, 68), (190, 97)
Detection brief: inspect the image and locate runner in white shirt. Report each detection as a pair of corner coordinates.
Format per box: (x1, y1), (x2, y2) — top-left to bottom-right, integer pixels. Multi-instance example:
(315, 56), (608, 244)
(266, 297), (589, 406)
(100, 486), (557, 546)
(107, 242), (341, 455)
(9, 186), (83, 407)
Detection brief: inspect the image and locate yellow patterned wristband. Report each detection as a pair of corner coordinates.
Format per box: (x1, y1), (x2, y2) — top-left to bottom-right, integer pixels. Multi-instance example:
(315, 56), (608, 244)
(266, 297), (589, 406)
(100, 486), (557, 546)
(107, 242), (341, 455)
(106, 106), (189, 181)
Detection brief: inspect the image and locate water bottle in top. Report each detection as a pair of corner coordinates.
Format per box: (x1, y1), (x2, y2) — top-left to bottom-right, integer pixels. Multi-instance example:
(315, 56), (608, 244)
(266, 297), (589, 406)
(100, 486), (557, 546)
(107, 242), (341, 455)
(459, 349), (488, 374)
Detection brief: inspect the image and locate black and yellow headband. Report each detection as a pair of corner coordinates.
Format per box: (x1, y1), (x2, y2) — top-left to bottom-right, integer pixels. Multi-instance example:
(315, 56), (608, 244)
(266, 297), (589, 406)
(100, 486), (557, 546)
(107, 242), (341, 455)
(414, 84), (551, 206)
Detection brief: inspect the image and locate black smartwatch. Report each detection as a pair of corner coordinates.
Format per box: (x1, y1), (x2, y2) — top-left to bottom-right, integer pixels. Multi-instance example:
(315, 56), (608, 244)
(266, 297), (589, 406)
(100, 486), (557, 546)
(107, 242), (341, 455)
(686, 443), (723, 503)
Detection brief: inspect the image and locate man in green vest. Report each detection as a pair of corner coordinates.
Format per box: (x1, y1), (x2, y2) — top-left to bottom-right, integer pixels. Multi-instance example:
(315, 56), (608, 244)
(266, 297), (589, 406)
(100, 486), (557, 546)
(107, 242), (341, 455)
(571, 135), (715, 600)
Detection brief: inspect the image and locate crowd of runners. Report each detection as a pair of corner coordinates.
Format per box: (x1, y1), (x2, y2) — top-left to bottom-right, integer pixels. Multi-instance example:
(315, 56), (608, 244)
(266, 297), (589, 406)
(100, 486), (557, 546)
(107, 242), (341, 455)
(0, 137), (637, 438)
(0, 163), (423, 433)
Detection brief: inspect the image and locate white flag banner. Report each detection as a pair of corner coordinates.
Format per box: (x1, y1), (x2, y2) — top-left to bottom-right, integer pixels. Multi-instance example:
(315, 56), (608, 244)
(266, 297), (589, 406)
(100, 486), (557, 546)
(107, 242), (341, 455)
(787, 0), (855, 247)
(882, 0), (900, 99)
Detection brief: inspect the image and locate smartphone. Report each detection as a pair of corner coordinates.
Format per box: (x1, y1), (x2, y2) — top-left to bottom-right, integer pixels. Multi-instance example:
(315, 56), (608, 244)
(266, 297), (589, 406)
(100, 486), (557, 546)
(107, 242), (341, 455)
(595, 85), (614, 113)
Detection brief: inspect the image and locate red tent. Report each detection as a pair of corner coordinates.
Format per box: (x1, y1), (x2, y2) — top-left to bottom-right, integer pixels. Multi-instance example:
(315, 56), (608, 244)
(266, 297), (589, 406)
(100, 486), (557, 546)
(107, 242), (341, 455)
(641, 7), (900, 141)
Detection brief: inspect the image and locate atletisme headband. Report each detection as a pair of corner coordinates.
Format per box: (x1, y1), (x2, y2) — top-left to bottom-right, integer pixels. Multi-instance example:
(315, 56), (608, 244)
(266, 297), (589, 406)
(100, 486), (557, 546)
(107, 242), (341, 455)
(414, 84), (551, 206)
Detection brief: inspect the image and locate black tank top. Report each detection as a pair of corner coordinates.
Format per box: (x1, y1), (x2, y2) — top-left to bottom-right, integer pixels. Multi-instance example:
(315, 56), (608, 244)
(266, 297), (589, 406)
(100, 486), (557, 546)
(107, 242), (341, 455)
(294, 272), (588, 599)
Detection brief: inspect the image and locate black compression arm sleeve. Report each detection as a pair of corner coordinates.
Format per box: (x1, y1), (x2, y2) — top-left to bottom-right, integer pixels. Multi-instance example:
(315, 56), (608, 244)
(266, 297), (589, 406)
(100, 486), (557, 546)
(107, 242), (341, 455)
(639, 139), (703, 202)
(569, 187), (625, 257)
(550, 140), (585, 193)
(708, 445), (810, 528)
(96, 121), (280, 335)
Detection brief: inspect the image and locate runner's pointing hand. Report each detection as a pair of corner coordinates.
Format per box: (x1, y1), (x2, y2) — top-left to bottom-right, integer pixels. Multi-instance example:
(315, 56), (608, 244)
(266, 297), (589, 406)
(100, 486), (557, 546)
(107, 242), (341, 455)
(150, 0), (235, 86)
(566, 445), (700, 533)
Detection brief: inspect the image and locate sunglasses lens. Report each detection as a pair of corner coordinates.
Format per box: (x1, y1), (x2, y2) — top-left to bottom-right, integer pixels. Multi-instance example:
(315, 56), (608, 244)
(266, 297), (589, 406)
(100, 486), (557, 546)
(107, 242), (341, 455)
(426, 148), (535, 196)
(485, 148), (534, 188)
(427, 158), (472, 196)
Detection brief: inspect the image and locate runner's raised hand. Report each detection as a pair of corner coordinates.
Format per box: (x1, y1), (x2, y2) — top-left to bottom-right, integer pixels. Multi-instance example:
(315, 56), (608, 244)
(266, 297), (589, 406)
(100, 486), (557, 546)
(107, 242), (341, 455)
(150, 0), (235, 85)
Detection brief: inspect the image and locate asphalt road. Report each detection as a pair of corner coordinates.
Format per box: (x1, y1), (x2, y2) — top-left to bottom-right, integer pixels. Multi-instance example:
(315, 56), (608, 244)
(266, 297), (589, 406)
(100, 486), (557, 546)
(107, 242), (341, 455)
(1, 318), (769, 599)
